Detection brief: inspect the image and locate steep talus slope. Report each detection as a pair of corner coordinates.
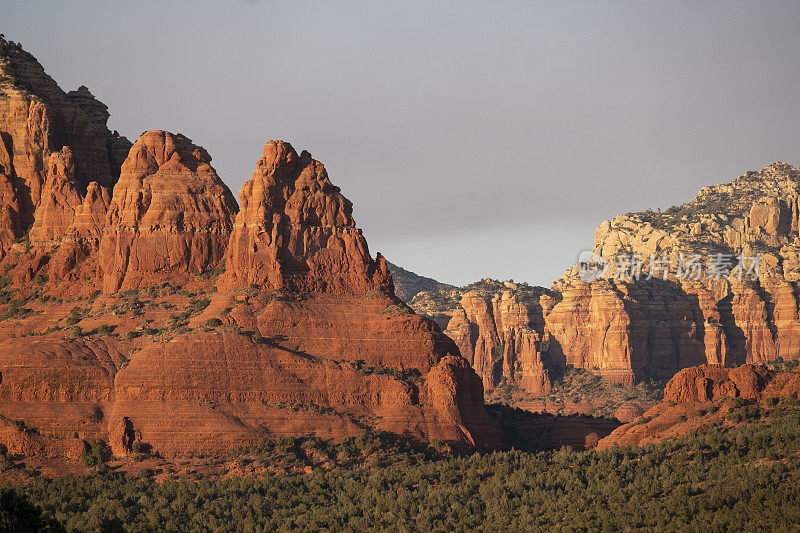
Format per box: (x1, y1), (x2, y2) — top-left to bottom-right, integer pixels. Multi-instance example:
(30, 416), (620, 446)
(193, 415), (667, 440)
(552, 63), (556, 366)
(0, 39), (500, 459)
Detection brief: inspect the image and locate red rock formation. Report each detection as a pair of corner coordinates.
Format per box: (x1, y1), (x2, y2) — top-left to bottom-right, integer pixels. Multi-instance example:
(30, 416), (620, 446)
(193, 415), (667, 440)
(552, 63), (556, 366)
(543, 281), (639, 385)
(106, 332), (499, 456)
(0, 136), (23, 254)
(0, 39), (121, 229)
(446, 291), (501, 389)
(0, 38), (132, 268)
(444, 289), (551, 394)
(543, 163), (800, 385)
(424, 356), (501, 447)
(0, 337), (122, 445)
(220, 140), (392, 295)
(248, 293), (455, 371)
(99, 131), (238, 292)
(59, 285), (496, 458)
(765, 277), (800, 360)
(518, 329), (550, 395)
(0, 39), (501, 458)
(496, 291), (550, 394)
(0, 416), (85, 459)
(598, 364), (800, 448)
(29, 147), (83, 242)
(495, 290), (528, 380)
(415, 163), (800, 394)
(445, 308), (474, 365)
(98, 137), (497, 454)
(69, 181), (111, 241)
(663, 364), (772, 403)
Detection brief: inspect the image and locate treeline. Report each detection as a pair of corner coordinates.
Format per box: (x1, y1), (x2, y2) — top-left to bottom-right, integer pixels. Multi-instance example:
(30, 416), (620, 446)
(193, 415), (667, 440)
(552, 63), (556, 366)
(3, 409), (800, 531)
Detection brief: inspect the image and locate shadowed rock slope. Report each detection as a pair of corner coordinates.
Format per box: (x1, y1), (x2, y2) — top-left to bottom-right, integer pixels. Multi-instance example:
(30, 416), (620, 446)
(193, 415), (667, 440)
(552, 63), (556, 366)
(386, 261), (453, 303)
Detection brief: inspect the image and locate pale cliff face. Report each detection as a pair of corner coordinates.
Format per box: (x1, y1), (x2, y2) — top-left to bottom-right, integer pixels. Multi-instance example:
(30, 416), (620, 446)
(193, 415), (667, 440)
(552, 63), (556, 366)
(406, 163), (800, 394)
(549, 162), (800, 384)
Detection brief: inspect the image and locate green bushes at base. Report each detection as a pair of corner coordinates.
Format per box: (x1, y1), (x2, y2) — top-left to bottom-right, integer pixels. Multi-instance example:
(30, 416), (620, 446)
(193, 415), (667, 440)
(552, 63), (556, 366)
(8, 410), (800, 531)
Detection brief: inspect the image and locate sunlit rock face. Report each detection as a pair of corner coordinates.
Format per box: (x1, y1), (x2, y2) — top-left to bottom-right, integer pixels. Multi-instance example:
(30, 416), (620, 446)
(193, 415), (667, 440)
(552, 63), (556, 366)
(0, 38), (502, 457)
(220, 139), (392, 295)
(99, 130), (238, 292)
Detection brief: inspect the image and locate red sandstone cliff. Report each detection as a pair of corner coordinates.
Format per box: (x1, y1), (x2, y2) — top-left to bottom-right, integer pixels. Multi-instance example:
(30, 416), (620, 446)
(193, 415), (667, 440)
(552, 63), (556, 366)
(0, 40), (129, 247)
(220, 140), (392, 295)
(0, 39), (500, 459)
(401, 162), (800, 394)
(549, 162), (800, 384)
(444, 289), (551, 395)
(99, 130), (238, 292)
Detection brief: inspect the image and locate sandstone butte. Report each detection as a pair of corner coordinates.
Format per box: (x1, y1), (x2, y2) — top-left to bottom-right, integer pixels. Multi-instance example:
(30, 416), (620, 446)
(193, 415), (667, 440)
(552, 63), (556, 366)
(402, 163), (800, 395)
(597, 364), (800, 449)
(0, 38), (501, 459)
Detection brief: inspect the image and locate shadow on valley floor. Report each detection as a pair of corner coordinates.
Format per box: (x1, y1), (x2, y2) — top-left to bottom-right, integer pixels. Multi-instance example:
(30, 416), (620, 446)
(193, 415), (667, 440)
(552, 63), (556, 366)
(486, 404), (620, 451)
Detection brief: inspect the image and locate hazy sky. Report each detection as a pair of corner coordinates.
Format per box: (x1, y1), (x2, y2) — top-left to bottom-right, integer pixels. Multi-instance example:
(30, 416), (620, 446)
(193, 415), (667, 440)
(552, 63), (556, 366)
(5, 1), (800, 286)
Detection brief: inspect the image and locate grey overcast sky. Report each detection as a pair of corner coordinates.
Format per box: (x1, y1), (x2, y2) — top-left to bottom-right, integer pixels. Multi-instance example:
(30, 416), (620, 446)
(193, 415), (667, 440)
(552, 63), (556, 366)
(4, 1), (800, 286)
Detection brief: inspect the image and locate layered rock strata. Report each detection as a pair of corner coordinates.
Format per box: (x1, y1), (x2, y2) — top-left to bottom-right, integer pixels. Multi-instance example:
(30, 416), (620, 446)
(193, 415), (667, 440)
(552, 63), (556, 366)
(0, 39), (130, 249)
(221, 140), (392, 295)
(0, 39), (500, 458)
(550, 162), (800, 382)
(99, 130), (238, 292)
(406, 163), (800, 390)
(444, 289), (551, 394)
